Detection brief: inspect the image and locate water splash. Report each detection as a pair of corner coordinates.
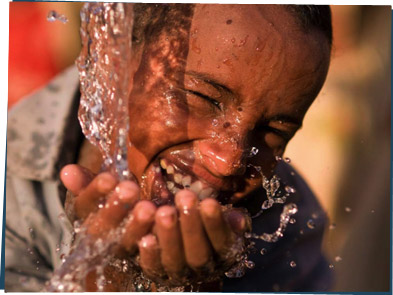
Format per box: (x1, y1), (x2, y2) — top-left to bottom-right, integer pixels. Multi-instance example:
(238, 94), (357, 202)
(246, 203), (298, 243)
(76, 2), (134, 181)
(46, 3), (138, 291)
(47, 10), (68, 24)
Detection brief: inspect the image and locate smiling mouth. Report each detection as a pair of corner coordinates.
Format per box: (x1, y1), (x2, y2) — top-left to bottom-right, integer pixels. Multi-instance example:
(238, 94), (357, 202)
(148, 158), (218, 205)
(145, 151), (244, 205)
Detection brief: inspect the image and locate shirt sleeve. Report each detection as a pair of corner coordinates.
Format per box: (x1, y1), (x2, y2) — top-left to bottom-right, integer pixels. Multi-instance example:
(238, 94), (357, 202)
(5, 175), (73, 291)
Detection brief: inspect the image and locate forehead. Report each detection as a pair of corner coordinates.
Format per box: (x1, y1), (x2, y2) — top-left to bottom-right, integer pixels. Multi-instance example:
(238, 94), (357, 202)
(185, 4), (330, 109)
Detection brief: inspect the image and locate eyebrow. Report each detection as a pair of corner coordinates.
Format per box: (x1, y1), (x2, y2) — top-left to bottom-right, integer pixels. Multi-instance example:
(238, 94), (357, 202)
(185, 70), (234, 95)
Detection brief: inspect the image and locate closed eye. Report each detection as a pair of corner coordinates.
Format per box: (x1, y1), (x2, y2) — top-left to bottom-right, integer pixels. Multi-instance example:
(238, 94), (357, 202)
(185, 89), (222, 110)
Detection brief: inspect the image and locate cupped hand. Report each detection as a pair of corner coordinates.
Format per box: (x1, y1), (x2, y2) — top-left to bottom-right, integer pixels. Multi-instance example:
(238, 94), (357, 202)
(60, 164), (250, 291)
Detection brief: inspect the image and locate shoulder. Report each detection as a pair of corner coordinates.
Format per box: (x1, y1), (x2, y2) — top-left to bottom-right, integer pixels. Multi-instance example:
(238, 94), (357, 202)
(7, 66), (80, 181)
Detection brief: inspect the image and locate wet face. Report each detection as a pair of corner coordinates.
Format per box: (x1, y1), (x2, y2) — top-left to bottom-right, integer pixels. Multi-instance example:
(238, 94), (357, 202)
(126, 5), (330, 205)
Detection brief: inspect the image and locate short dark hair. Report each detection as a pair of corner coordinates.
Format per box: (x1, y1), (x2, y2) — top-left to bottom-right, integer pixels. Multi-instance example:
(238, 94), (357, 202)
(285, 5), (333, 47)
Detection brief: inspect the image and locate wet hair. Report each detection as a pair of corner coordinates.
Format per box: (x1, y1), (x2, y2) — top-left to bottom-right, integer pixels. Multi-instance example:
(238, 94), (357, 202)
(285, 5), (333, 47)
(132, 4), (333, 48)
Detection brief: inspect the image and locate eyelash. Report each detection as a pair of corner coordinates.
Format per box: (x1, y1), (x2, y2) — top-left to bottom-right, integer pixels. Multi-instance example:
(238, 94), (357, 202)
(186, 89), (222, 110)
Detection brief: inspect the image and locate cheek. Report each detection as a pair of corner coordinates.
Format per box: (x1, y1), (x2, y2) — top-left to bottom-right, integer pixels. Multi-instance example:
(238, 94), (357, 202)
(128, 92), (191, 161)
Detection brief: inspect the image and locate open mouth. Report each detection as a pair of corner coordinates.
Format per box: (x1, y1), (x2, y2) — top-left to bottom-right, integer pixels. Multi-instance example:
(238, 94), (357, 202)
(144, 150), (244, 206)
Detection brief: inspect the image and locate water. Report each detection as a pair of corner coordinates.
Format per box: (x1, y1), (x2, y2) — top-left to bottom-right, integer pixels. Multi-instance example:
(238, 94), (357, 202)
(46, 3), (137, 291)
(245, 203), (298, 243)
(47, 10), (68, 24)
(76, 2), (134, 181)
(307, 219), (316, 229)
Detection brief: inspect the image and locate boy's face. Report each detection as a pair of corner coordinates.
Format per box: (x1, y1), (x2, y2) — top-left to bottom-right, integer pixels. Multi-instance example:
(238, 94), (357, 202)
(126, 5), (330, 204)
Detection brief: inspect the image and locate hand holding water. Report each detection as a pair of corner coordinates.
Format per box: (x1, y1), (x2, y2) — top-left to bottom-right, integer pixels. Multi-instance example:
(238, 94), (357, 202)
(60, 164), (249, 291)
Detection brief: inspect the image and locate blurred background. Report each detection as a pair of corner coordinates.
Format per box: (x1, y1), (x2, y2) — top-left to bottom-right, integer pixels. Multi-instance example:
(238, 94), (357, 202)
(8, 3), (391, 292)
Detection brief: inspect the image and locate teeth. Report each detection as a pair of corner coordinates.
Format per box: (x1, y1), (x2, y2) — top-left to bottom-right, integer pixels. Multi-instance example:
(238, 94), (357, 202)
(174, 173), (183, 184)
(182, 175), (191, 187)
(166, 181), (175, 190)
(160, 159), (167, 169)
(172, 187), (180, 195)
(189, 181), (203, 195)
(166, 165), (174, 174)
(199, 187), (214, 200)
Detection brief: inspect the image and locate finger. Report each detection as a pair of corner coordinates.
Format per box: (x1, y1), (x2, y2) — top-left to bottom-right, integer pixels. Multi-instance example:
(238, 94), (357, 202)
(225, 209), (250, 235)
(74, 172), (118, 220)
(86, 181), (140, 237)
(138, 234), (164, 279)
(60, 164), (95, 195)
(175, 190), (211, 270)
(155, 206), (186, 277)
(120, 201), (156, 253)
(200, 198), (234, 256)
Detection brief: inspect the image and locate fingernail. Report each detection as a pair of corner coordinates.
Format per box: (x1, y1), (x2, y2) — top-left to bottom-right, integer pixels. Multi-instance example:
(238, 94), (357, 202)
(158, 209), (176, 228)
(117, 182), (139, 202)
(135, 201), (156, 222)
(175, 190), (198, 210)
(201, 198), (219, 218)
(139, 234), (157, 248)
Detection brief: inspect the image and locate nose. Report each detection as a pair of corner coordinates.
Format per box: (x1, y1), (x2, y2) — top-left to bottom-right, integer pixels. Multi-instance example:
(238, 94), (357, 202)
(195, 136), (246, 177)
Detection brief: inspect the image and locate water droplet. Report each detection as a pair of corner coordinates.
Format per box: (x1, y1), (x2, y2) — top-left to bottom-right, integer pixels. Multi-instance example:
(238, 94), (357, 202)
(245, 260), (255, 269)
(275, 156), (282, 161)
(212, 119), (219, 126)
(371, 209), (375, 213)
(60, 254), (66, 263)
(329, 223), (336, 230)
(307, 219), (316, 229)
(226, 19), (232, 25)
(290, 171), (295, 176)
(289, 218), (296, 224)
(284, 157), (291, 163)
(290, 261), (296, 268)
(29, 228), (35, 238)
(345, 207), (352, 213)
(299, 230), (304, 235)
(248, 147), (259, 157)
(47, 10), (68, 24)
(335, 256), (342, 262)
(58, 213), (66, 220)
(98, 203), (104, 209)
(260, 248), (267, 255)
(329, 264), (334, 269)
(285, 185), (296, 194)
(244, 232), (253, 239)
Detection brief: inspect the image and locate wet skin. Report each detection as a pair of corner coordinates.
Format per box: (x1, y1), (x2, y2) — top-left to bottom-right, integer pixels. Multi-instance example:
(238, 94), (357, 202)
(61, 4), (330, 291)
